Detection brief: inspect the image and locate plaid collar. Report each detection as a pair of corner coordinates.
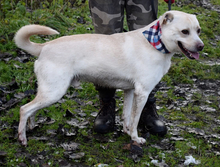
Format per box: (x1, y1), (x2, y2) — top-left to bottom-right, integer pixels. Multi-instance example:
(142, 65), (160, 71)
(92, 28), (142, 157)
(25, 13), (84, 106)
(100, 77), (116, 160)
(142, 21), (170, 54)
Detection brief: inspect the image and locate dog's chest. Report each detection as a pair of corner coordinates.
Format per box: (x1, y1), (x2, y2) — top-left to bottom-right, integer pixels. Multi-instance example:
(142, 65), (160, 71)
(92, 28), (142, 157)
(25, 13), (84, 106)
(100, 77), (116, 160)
(163, 57), (172, 75)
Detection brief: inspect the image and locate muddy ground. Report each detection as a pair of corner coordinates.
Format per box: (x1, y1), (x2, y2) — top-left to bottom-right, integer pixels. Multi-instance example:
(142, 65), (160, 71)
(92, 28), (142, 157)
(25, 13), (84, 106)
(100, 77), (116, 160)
(0, 49), (220, 167)
(0, 0), (220, 166)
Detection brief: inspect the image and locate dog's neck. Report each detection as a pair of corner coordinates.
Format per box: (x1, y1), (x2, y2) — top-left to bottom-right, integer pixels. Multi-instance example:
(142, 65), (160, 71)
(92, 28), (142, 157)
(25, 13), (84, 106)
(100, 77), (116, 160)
(142, 21), (170, 54)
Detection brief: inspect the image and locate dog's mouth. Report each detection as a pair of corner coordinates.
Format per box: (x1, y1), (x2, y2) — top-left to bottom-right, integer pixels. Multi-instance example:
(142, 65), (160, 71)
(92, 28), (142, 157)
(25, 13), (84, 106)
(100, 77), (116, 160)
(178, 41), (199, 60)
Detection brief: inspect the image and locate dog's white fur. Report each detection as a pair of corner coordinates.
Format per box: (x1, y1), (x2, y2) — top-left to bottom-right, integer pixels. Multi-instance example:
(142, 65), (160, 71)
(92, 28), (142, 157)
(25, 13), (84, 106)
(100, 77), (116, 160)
(14, 11), (204, 146)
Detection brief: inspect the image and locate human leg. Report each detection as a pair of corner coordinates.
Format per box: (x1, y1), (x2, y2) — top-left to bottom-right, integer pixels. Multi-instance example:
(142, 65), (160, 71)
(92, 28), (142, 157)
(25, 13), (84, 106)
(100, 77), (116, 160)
(89, 0), (125, 34)
(93, 86), (116, 133)
(125, 0), (158, 31)
(89, 0), (125, 133)
(125, 0), (167, 136)
(138, 92), (167, 137)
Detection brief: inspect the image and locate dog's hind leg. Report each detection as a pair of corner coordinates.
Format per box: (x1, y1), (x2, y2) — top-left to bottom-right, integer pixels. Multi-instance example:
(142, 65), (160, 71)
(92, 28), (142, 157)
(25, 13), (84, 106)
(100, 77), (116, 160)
(19, 89), (69, 145)
(28, 113), (36, 130)
(19, 95), (49, 146)
(18, 69), (72, 146)
(122, 89), (134, 135)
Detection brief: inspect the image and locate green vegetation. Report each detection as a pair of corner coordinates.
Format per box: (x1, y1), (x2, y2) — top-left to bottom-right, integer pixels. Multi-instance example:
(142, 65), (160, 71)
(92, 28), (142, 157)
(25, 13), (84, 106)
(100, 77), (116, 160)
(0, 0), (220, 166)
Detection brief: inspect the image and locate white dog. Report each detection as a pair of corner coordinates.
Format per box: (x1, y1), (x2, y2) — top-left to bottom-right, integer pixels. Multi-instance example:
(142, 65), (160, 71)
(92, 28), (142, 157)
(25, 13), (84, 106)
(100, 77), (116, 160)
(14, 11), (204, 146)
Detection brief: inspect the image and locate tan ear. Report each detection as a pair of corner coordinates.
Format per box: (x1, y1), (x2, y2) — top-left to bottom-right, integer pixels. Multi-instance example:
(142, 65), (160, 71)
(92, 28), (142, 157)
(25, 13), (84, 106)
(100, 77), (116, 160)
(162, 12), (174, 25)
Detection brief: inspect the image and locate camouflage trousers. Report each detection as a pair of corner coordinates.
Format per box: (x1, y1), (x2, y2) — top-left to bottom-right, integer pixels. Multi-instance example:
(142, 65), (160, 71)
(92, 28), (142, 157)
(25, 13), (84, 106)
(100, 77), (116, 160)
(89, 0), (159, 100)
(89, 0), (158, 34)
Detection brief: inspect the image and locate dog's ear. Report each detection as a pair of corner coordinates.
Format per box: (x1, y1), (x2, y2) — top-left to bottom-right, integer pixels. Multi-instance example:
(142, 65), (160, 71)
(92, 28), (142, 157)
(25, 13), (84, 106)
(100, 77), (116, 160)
(162, 12), (174, 25)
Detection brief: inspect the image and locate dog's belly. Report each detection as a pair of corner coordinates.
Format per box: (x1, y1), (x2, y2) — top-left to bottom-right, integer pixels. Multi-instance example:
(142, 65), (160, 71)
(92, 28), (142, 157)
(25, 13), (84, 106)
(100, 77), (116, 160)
(80, 75), (134, 90)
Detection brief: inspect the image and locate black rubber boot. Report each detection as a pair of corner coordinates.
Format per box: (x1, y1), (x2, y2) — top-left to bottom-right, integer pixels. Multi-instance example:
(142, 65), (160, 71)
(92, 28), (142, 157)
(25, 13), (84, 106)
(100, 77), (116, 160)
(139, 97), (167, 137)
(93, 98), (116, 133)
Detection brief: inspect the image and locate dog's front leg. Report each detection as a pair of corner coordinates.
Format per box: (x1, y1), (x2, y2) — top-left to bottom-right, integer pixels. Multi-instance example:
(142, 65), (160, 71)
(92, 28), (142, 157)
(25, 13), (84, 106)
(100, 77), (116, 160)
(129, 87), (149, 144)
(122, 89), (134, 135)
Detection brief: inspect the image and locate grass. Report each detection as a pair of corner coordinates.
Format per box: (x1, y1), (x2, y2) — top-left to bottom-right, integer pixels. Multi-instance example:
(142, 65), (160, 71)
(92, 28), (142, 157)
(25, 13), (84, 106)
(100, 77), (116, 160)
(0, 0), (220, 166)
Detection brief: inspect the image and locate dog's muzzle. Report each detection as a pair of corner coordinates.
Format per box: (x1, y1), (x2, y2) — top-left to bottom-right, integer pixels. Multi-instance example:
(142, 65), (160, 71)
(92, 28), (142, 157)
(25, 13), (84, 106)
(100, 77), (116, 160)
(177, 41), (204, 60)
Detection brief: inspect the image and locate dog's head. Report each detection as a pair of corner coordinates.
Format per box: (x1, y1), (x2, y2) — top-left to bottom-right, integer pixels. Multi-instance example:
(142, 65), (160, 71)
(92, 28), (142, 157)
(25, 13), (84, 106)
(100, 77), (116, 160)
(160, 11), (204, 59)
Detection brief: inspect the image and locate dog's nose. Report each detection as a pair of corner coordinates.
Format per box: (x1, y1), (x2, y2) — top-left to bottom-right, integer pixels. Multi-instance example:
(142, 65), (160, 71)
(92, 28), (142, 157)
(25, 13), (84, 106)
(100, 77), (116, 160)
(197, 43), (204, 51)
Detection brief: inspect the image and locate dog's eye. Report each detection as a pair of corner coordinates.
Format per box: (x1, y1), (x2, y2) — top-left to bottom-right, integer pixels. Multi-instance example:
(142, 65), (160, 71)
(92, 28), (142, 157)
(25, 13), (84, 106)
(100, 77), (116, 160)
(197, 28), (201, 34)
(181, 29), (189, 35)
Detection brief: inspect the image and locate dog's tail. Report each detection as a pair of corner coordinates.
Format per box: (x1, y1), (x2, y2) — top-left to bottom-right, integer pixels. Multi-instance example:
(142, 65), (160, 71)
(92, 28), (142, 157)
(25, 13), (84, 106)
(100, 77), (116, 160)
(14, 24), (59, 57)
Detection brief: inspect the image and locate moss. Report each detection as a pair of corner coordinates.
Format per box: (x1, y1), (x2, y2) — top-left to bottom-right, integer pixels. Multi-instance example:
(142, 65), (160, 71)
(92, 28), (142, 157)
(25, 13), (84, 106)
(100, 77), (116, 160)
(1, 0), (220, 166)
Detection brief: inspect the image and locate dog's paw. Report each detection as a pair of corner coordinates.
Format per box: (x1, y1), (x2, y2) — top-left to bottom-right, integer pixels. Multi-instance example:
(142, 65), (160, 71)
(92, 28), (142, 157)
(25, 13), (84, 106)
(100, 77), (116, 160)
(133, 137), (146, 145)
(18, 133), (27, 146)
